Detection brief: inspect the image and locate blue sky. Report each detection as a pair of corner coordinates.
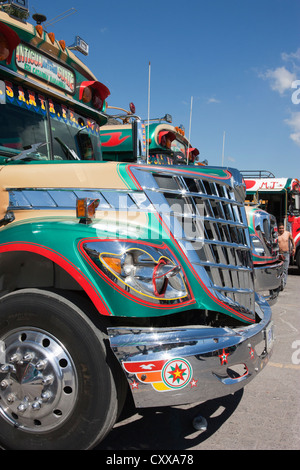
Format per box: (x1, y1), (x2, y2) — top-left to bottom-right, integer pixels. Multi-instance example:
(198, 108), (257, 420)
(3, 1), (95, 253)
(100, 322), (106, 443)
(31, 0), (300, 177)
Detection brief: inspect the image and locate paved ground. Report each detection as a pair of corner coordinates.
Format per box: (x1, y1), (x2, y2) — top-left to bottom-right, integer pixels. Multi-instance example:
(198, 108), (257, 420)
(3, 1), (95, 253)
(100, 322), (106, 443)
(96, 265), (300, 451)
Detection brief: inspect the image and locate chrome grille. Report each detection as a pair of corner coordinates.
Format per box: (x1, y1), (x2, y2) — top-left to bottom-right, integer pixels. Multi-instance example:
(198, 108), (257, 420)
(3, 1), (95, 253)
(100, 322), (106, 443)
(131, 166), (255, 321)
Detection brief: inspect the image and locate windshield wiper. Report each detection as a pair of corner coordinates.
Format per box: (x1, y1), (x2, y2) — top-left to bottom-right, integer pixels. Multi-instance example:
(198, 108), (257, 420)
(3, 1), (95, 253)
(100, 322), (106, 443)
(6, 142), (48, 162)
(55, 137), (80, 160)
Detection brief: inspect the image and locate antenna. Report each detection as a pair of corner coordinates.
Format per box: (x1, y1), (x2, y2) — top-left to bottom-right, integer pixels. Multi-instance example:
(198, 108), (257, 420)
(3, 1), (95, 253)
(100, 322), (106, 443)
(43, 8), (77, 28)
(222, 131), (226, 166)
(187, 96), (193, 164)
(147, 61), (151, 164)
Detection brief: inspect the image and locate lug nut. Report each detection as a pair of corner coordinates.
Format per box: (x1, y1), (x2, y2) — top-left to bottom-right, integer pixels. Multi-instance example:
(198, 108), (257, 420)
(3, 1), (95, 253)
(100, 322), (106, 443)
(36, 359), (48, 370)
(10, 353), (22, 363)
(0, 380), (9, 389)
(23, 352), (35, 362)
(0, 364), (15, 373)
(42, 375), (54, 386)
(32, 401), (41, 410)
(41, 390), (52, 401)
(17, 402), (28, 412)
(7, 393), (16, 403)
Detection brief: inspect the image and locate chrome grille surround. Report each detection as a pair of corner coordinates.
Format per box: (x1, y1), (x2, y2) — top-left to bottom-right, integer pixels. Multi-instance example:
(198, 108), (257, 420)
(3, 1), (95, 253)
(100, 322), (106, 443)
(129, 165), (255, 322)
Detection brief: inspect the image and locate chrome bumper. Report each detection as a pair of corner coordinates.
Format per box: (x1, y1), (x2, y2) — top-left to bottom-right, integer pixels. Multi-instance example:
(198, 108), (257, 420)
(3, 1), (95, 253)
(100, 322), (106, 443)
(254, 260), (283, 304)
(107, 297), (274, 408)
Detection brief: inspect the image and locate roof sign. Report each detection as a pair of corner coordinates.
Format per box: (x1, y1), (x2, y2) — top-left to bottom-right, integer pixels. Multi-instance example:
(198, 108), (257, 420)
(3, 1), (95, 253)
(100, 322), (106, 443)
(15, 43), (75, 94)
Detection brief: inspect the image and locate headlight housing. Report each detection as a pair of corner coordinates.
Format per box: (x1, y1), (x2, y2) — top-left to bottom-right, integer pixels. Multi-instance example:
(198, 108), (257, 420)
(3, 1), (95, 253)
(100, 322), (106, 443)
(82, 241), (189, 304)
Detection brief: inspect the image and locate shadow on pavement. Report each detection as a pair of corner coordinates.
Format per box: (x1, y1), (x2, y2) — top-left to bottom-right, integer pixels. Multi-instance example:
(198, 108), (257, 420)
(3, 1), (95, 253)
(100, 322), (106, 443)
(288, 264), (299, 275)
(95, 389), (244, 450)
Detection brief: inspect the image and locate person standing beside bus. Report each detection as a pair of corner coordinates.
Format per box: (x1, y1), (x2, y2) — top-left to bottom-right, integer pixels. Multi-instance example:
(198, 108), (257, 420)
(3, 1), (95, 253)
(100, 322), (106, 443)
(278, 222), (295, 289)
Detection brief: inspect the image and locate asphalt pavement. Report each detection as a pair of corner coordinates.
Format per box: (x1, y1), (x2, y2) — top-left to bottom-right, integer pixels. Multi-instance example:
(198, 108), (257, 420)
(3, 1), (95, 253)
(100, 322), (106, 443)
(96, 264), (300, 451)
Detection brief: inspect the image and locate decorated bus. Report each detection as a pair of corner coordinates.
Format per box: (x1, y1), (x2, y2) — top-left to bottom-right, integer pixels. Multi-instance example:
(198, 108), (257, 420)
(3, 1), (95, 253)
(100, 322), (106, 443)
(0, 3), (273, 450)
(243, 171), (300, 271)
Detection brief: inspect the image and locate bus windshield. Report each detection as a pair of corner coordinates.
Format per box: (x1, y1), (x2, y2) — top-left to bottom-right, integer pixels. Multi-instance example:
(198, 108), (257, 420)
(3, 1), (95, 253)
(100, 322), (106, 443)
(0, 81), (102, 161)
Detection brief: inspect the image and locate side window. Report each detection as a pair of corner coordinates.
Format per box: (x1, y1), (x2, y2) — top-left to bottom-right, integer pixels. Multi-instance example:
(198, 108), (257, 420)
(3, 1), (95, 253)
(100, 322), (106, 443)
(49, 102), (102, 161)
(50, 102), (79, 160)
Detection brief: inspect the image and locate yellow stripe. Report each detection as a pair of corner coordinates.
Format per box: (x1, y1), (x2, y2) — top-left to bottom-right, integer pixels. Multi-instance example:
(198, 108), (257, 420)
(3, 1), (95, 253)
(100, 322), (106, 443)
(269, 362), (300, 370)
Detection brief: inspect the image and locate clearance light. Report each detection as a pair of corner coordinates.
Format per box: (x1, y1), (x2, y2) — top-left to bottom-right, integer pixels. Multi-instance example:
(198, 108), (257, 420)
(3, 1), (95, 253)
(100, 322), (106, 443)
(35, 25), (43, 37)
(48, 32), (55, 44)
(0, 22), (20, 64)
(59, 40), (66, 51)
(129, 102), (136, 113)
(175, 126), (185, 136)
(76, 198), (99, 224)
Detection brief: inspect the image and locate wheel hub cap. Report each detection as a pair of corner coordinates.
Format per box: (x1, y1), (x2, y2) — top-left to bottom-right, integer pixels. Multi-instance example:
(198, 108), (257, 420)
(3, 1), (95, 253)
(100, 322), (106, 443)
(0, 328), (77, 433)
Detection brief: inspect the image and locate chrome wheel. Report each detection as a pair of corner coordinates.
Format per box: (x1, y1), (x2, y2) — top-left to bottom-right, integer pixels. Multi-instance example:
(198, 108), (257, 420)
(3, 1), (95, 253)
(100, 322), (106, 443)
(0, 327), (77, 433)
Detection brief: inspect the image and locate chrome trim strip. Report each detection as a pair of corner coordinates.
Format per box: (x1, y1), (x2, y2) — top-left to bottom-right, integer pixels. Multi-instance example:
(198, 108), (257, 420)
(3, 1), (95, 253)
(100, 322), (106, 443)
(7, 188), (146, 212)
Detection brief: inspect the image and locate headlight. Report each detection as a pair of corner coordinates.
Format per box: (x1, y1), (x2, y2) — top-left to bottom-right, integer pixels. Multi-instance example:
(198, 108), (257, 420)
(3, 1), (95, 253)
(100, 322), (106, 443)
(82, 241), (189, 303)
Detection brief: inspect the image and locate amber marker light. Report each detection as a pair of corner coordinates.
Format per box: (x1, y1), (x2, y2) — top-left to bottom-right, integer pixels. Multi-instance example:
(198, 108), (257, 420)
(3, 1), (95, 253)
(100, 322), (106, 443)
(101, 255), (122, 275)
(48, 32), (55, 44)
(59, 40), (66, 51)
(76, 198), (99, 224)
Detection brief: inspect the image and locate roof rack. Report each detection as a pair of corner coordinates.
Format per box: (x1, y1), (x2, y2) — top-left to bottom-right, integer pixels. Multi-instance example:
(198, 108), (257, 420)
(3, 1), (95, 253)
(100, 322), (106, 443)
(241, 170), (275, 178)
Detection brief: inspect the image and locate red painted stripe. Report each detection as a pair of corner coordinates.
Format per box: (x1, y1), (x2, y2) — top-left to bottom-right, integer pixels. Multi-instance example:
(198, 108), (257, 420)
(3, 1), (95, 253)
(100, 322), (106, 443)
(0, 242), (111, 316)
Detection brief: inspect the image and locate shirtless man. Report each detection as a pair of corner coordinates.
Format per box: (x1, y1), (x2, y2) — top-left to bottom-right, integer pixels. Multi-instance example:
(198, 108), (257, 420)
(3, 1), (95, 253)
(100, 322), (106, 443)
(278, 222), (295, 289)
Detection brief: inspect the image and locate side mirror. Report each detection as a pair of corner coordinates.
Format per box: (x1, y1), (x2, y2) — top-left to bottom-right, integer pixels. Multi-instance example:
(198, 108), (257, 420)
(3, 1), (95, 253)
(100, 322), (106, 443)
(132, 119), (146, 160)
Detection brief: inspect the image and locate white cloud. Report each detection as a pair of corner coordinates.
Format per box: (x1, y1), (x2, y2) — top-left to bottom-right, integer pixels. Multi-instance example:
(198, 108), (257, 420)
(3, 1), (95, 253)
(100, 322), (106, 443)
(262, 66), (296, 95)
(207, 97), (220, 104)
(282, 48), (300, 65)
(285, 112), (300, 146)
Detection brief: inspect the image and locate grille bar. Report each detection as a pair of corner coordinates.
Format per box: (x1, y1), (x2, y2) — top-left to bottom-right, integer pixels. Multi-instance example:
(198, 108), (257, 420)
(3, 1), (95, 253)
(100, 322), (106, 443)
(131, 166), (255, 321)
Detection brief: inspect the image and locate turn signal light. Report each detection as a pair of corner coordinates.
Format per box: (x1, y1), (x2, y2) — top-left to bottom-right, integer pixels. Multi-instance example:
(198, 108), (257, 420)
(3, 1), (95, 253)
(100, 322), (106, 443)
(76, 198), (99, 224)
(101, 255), (122, 275)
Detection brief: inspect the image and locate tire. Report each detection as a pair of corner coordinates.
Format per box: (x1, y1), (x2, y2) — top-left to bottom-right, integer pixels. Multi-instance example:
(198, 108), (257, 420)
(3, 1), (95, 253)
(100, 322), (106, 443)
(0, 289), (126, 450)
